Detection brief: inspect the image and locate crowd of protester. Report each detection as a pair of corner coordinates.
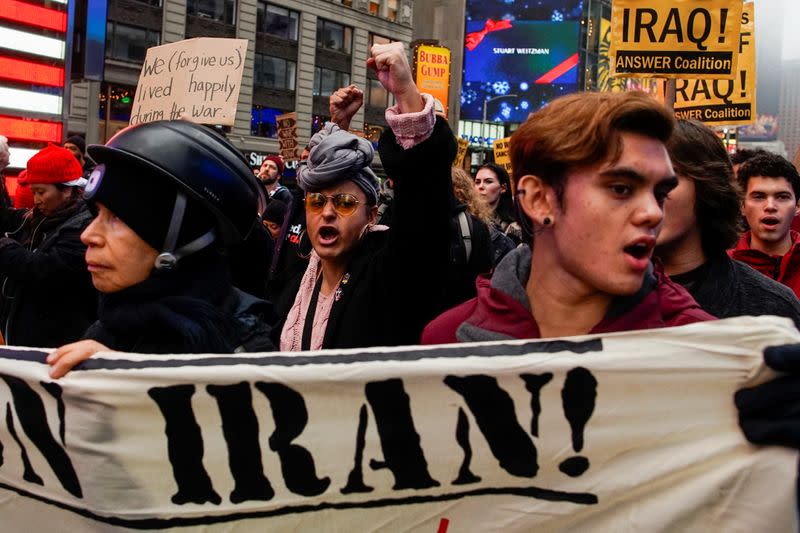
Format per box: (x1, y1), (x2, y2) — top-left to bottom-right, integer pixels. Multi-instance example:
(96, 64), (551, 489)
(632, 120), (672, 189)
(2, 41), (800, 463)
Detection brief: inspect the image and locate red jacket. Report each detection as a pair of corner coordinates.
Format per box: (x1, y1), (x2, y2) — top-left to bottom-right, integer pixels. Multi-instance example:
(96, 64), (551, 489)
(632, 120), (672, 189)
(729, 231), (800, 299)
(422, 247), (714, 345)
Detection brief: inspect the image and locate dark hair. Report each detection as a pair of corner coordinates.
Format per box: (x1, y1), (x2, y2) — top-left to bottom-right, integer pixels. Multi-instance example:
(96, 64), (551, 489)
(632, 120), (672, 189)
(53, 183), (81, 198)
(476, 162), (515, 223)
(737, 152), (800, 199)
(510, 91), (674, 207)
(667, 120), (742, 255)
(730, 148), (767, 166)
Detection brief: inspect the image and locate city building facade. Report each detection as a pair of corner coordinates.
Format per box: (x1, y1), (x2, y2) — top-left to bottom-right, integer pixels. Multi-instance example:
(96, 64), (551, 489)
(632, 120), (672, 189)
(67, 0), (414, 168)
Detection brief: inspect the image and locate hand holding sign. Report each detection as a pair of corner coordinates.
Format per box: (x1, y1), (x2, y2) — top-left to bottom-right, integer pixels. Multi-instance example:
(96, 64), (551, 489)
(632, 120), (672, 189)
(368, 42), (423, 113)
(329, 85), (364, 131)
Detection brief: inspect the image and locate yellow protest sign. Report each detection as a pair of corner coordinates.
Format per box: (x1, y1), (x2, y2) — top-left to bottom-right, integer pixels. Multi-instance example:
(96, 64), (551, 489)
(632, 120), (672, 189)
(277, 112), (300, 161)
(130, 37), (247, 126)
(674, 3), (755, 126)
(493, 136), (513, 190)
(414, 45), (451, 117)
(610, 0), (742, 79)
(456, 137), (469, 168)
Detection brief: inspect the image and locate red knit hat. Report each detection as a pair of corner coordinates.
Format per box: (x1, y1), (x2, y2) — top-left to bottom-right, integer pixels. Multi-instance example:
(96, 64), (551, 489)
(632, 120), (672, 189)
(264, 155), (284, 175)
(26, 144), (84, 185)
(14, 181), (34, 209)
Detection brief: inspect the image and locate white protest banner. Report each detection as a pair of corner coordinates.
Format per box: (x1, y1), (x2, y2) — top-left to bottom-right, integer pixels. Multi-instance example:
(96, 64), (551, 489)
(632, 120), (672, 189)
(130, 37), (247, 126)
(610, 0), (743, 79)
(0, 316), (796, 531)
(277, 111), (300, 161)
(674, 3), (756, 126)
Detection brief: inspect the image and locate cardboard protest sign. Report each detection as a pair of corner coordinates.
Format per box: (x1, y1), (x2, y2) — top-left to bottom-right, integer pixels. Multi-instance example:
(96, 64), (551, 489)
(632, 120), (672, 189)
(0, 316), (796, 531)
(277, 111), (300, 161)
(414, 45), (451, 117)
(130, 37), (247, 126)
(674, 3), (755, 126)
(456, 137), (469, 168)
(493, 136), (514, 190)
(610, 0), (743, 79)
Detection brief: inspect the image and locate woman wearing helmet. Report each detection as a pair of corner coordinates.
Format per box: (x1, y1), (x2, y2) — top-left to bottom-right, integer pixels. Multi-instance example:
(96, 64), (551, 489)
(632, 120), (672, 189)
(279, 42), (456, 350)
(48, 121), (275, 377)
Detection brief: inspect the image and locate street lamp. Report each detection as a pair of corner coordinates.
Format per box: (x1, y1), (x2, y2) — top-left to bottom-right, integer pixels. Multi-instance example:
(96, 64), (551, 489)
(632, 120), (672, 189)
(481, 94), (517, 162)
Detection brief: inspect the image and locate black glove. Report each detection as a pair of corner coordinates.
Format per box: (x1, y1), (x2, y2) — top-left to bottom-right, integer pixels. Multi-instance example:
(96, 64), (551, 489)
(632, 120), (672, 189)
(735, 344), (800, 449)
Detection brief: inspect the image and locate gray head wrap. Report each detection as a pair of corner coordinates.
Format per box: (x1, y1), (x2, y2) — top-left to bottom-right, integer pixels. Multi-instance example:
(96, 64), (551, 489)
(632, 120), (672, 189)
(297, 123), (380, 205)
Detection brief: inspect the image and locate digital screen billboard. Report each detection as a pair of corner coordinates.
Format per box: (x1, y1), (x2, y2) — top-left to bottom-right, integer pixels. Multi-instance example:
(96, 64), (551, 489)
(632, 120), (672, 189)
(462, 20), (579, 122)
(466, 0), (584, 23)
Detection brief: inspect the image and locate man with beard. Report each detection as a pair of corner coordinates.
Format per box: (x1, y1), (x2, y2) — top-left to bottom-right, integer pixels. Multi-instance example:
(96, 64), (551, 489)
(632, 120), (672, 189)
(730, 152), (800, 298)
(0, 145), (97, 346)
(258, 155), (292, 205)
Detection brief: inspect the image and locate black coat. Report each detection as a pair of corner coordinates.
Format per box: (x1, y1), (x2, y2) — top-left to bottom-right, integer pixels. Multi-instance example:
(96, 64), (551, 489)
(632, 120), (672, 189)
(84, 255), (275, 353)
(279, 116), (457, 349)
(442, 204), (493, 312)
(266, 186), (310, 318)
(0, 201), (97, 347)
(672, 252), (800, 329)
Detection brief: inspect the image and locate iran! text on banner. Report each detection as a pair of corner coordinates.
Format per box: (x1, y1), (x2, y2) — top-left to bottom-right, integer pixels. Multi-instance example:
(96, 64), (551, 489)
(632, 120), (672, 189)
(674, 3), (756, 127)
(0, 316), (796, 531)
(610, 0), (743, 79)
(129, 37), (247, 127)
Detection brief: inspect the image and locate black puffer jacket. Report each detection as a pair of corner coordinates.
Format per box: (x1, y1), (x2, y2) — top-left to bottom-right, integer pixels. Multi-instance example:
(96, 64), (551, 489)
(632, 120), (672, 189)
(0, 200), (97, 347)
(84, 254), (275, 353)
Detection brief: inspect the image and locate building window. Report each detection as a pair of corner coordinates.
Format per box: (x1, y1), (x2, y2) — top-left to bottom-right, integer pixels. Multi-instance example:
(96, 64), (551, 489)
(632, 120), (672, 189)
(369, 1), (380, 16)
(386, 0), (397, 21)
(367, 78), (388, 108)
(369, 33), (391, 50)
(316, 19), (352, 54)
(256, 3), (299, 40)
(254, 54), (296, 90)
(251, 105), (286, 138)
(187, 0), (236, 24)
(106, 22), (160, 62)
(313, 67), (350, 96)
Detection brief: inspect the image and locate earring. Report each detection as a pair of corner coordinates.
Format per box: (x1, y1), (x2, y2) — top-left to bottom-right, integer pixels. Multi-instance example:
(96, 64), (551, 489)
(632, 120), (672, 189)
(543, 217), (551, 226)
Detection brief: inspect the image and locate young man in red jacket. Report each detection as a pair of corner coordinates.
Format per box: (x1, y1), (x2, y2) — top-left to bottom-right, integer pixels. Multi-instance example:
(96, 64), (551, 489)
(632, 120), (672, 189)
(730, 152), (800, 298)
(423, 91), (712, 345)
(423, 91), (800, 460)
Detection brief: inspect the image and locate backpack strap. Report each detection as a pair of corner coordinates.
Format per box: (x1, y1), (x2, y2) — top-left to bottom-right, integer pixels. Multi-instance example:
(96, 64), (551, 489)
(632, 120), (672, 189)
(457, 211), (472, 262)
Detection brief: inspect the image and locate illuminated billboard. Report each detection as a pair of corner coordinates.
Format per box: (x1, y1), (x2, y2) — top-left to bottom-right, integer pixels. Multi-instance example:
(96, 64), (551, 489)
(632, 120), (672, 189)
(0, 0), (69, 172)
(462, 20), (579, 122)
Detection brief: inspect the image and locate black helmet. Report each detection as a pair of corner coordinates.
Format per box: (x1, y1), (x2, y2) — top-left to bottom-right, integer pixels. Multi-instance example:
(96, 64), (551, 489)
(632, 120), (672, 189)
(86, 120), (266, 269)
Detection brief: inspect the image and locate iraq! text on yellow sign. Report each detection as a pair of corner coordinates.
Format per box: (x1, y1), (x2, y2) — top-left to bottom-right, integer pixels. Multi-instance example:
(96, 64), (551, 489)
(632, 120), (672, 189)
(610, 0), (743, 79)
(674, 3), (755, 126)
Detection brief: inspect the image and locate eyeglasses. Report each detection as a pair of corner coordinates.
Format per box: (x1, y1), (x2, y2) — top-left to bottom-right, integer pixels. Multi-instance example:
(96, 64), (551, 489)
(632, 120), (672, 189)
(305, 193), (361, 216)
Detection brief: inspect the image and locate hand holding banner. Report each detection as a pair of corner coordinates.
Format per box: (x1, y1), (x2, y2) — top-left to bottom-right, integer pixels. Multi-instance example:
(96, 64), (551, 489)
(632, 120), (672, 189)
(0, 317), (795, 531)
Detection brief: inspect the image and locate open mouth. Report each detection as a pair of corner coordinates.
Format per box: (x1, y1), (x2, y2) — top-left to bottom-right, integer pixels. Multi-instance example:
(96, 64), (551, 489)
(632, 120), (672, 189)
(624, 242), (652, 260)
(761, 216), (780, 228)
(318, 226), (339, 245)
